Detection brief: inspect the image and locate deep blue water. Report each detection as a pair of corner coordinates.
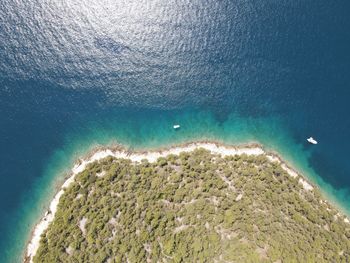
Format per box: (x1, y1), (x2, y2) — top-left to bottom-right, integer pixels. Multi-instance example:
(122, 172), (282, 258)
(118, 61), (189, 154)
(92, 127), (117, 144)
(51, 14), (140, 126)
(1, 0), (350, 261)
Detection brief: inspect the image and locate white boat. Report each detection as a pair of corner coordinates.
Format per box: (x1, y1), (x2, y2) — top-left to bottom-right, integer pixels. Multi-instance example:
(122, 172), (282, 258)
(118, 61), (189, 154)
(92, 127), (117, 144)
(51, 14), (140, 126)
(173, 124), (180, 129)
(307, 137), (318, 145)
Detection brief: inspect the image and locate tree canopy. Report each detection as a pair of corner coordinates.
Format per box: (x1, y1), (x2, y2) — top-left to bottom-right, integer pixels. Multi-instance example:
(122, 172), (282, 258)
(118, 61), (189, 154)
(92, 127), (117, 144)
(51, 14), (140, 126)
(34, 149), (350, 262)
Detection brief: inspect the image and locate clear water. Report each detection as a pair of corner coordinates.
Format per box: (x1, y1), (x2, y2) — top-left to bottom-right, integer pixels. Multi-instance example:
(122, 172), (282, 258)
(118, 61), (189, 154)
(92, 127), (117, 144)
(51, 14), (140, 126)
(1, 0), (350, 262)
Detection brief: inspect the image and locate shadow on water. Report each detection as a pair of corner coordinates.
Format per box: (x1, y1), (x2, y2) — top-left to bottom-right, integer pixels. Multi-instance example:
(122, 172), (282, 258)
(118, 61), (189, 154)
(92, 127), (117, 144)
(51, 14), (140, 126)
(94, 36), (129, 54)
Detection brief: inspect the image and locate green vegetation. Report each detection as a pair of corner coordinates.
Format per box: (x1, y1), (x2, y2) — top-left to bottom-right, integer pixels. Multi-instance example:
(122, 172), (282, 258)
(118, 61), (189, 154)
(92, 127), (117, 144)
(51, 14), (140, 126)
(34, 149), (350, 262)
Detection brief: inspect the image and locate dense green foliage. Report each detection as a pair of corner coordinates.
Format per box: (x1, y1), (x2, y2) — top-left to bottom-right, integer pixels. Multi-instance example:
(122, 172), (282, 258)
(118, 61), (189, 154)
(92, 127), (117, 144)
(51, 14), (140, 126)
(34, 149), (350, 262)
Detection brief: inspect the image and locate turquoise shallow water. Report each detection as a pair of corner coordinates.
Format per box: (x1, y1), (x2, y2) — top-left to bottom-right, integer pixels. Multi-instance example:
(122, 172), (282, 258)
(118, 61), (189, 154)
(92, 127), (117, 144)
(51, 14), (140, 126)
(1, 0), (350, 262)
(12, 110), (348, 261)
(3, 108), (350, 263)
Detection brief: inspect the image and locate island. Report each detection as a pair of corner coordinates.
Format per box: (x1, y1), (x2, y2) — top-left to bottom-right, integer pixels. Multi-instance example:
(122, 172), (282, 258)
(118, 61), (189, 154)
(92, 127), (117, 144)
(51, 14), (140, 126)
(25, 142), (350, 263)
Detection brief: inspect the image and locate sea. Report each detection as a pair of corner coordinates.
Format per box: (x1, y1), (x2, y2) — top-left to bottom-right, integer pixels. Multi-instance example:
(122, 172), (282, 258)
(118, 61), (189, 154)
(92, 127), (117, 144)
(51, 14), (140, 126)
(1, 0), (350, 261)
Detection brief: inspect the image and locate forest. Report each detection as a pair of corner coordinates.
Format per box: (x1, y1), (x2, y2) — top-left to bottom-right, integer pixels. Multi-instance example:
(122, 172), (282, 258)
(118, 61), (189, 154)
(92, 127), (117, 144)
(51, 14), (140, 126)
(34, 149), (350, 262)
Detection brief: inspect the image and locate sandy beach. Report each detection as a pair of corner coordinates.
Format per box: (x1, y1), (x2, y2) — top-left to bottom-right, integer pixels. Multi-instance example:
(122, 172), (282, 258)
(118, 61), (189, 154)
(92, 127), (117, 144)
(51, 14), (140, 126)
(24, 141), (345, 263)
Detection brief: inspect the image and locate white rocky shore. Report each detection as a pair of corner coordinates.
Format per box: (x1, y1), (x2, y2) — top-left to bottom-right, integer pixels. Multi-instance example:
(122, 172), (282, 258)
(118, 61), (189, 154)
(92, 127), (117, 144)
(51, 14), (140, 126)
(24, 141), (346, 262)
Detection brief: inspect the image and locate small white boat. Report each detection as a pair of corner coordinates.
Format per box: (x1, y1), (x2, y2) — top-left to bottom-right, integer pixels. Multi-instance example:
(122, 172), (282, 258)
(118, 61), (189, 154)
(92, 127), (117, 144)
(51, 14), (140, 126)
(307, 137), (318, 145)
(173, 124), (180, 129)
